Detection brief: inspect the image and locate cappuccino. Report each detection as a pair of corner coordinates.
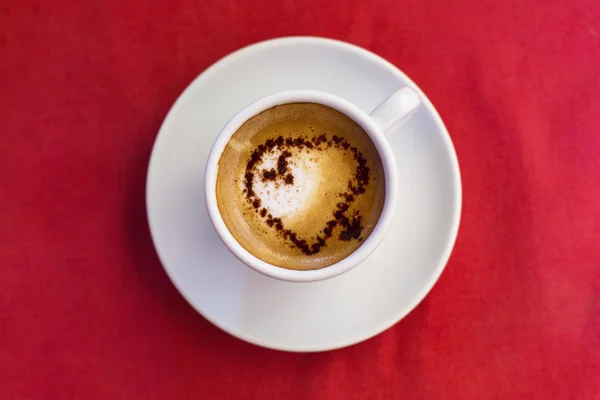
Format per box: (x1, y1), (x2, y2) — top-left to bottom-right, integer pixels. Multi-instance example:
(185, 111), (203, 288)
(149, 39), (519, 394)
(215, 103), (385, 270)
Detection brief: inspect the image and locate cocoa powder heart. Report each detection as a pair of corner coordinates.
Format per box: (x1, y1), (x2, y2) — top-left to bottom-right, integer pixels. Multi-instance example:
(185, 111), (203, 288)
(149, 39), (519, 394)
(242, 133), (371, 255)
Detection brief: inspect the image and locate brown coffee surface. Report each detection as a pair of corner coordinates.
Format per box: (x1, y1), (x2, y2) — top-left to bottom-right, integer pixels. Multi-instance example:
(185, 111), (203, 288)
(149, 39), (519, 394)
(215, 103), (385, 270)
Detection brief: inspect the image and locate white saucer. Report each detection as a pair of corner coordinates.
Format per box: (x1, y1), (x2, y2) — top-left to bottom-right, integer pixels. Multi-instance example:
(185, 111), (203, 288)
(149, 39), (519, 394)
(146, 37), (462, 352)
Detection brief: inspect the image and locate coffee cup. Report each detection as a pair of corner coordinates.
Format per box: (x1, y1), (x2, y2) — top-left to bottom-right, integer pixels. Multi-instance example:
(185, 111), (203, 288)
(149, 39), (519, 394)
(205, 88), (421, 282)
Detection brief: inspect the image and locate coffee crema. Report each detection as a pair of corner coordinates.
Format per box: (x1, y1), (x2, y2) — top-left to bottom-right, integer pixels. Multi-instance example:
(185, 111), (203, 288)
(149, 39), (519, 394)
(216, 103), (385, 270)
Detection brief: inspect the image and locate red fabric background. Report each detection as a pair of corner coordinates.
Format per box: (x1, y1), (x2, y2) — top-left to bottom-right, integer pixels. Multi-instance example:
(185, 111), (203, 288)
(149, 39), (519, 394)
(1, 0), (599, 398)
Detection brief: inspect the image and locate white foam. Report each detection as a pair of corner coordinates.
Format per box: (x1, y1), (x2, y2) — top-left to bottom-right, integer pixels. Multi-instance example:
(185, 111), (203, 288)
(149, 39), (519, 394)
(242, 149), (322, 219)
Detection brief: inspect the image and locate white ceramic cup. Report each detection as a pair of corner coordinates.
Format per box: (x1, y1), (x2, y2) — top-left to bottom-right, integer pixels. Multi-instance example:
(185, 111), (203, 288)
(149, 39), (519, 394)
(205, 88), (421, 282)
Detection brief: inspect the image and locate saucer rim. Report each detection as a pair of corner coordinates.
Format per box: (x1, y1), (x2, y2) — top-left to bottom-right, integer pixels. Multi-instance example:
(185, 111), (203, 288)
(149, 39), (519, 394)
(146, 36), (462, 352)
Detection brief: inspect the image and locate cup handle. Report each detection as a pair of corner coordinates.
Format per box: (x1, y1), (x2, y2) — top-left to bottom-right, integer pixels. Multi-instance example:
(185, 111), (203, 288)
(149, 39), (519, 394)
(369, 87), (421, 134)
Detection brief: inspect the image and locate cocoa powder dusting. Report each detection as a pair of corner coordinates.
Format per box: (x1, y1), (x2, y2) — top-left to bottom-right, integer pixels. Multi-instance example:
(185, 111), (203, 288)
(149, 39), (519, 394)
(263, 169), (277, 181)
(277, 151), (292, 175)
(242, 132), (370, 255)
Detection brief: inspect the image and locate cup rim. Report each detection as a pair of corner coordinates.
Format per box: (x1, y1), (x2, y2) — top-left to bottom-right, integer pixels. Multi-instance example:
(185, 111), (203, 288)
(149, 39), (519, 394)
(204, 90), (399, 282)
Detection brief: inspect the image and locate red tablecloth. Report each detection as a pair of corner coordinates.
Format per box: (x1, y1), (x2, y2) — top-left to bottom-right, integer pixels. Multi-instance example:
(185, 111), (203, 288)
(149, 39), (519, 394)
(2, 0), (600, 398)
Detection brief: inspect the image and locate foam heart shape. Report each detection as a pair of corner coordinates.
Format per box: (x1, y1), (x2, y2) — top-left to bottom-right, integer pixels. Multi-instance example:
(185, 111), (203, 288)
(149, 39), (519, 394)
(242, 133), (372, 256)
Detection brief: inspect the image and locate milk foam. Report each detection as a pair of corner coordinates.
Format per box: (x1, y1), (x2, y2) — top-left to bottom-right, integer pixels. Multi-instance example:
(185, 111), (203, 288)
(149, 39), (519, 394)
(216, 102), (386, 270)
(240, 149), (322, 219)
